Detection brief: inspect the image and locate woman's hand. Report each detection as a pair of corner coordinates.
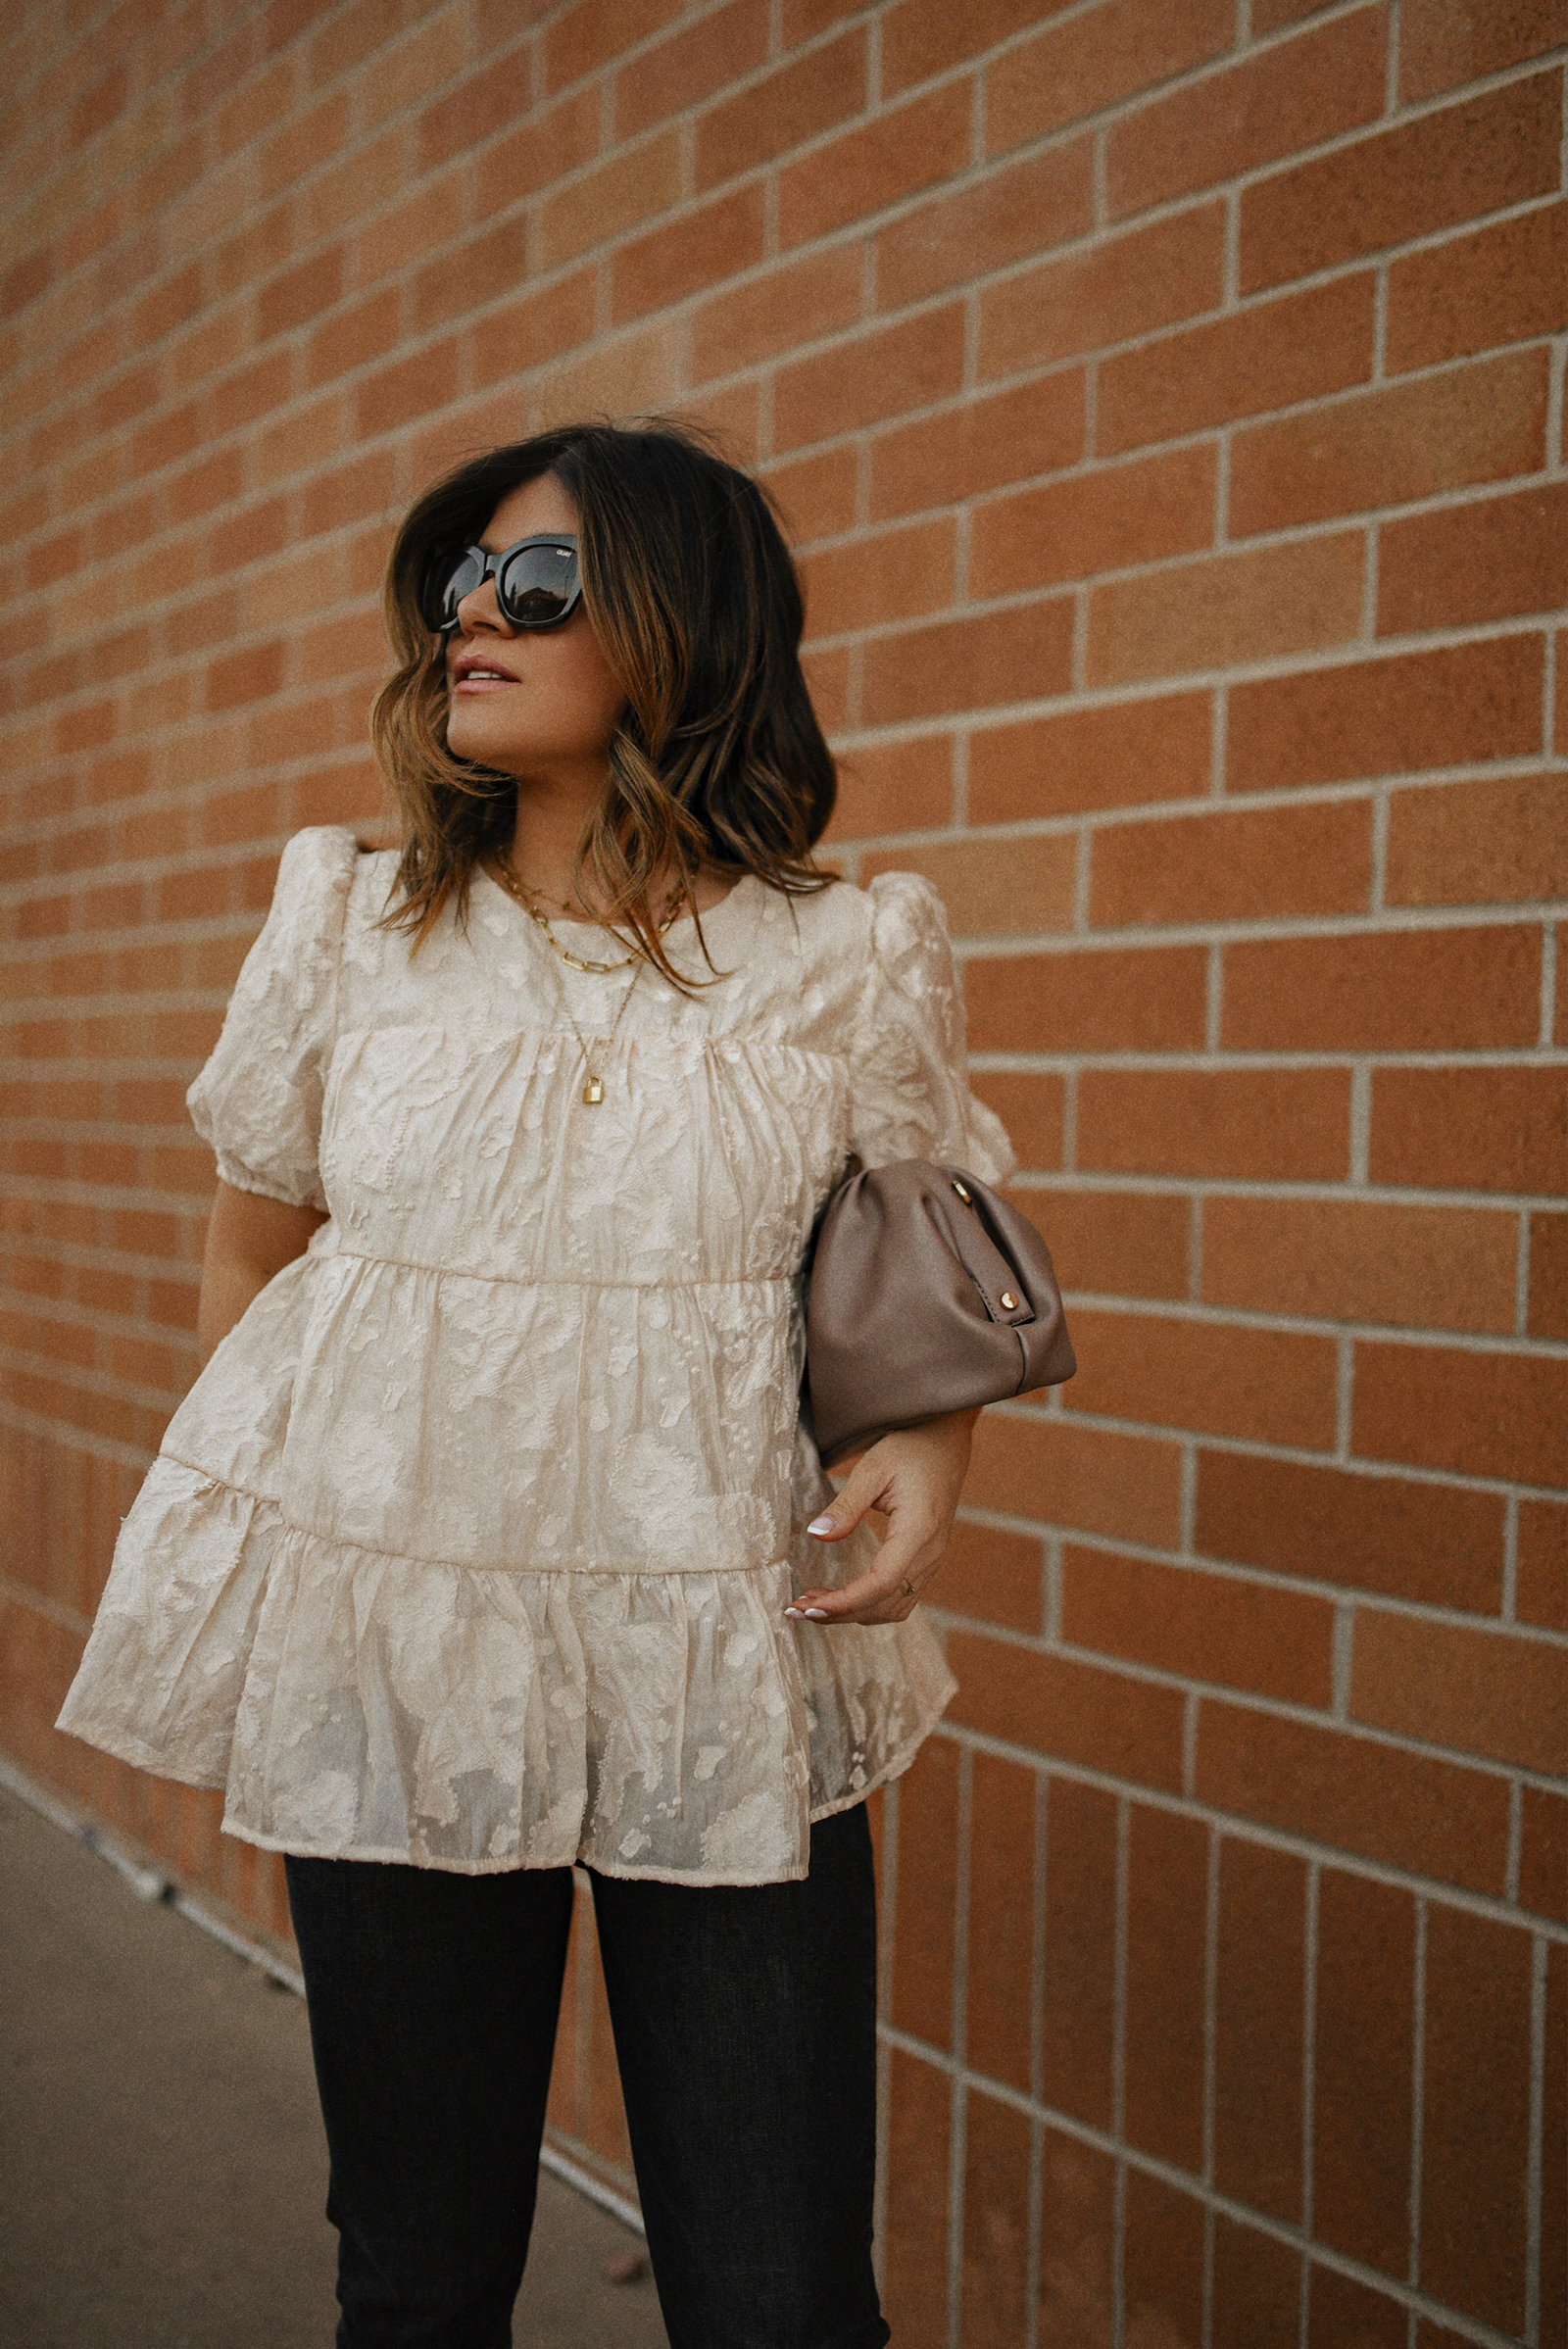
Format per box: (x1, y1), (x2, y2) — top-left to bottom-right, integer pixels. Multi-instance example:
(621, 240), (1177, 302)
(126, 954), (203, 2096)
(784, 1407), (980, 1627)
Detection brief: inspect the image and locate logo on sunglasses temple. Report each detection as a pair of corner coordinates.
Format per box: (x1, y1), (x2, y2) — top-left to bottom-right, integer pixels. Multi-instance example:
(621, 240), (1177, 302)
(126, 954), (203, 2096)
(426, 535), (581, 633)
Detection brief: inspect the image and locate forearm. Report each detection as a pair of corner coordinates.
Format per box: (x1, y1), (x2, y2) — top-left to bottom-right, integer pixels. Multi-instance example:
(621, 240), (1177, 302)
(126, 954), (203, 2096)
(197, 1181), (326, 1366)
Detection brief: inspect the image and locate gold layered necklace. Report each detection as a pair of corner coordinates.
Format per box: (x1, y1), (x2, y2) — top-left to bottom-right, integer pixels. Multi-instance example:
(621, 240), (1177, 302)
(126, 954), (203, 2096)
(490, 858), (673, 1105)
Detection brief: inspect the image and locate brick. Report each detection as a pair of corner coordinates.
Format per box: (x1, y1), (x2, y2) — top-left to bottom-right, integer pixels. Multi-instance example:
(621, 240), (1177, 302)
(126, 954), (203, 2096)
(1308, 2270), (1406, 2348)
(978, 203), (1225, 382)
(968, 692), (1212, 823)
(986, 0), (1234, 157)
(1387, 202), (1567, 374)
(1212, 2219), (1301, 2349)
(542, 0), (683, 90)
(1520, 1786), (1567, 1923)
(1399, 0), (1567, 102)
(690, 245), (863, 382)
(205, 642), (283, 712)
(881, 0), (1057, 97)
(1231, 348), (1550, 536)
(414, 216), (537, 333)
(935, 1516), (1043, 1634)
(966, 943), (1207, 1053)
(1091, 797), (1371, 929)
(1379, 484), (1568, 634)
(1241, 71), (1564, 292)
(1061, 1306), (1337, 1447)
(1383, 1058), (1564, 1197)
(473, 88), (601, 220)
(760, 446), (858, 546)
(969, 1075), (1066, 1173)
(947, 1627), (1186, 1786)
(353, 340), (459, 440)
(779, 79), (973, 252)
(1086, 532), (1364, 686)
(860, 831), (1074, 935)
(1106, 5), (1388, 220)
(802, 518), (957, 639)
(860, 598), (1075, 725)
(883, 2053), (950, 2348)
(1354, 1339), (1567, 1487)
(891, 1736), (958, 2045)
(694, 29), (865, 191)
(538, 133), (682, 269)
(965, 1756), (1036, 2090)
(961, 2090), (1031, 2344)
(1314, 1870), (1415, 2276)
(1101, 269), (1374, 457)
(874, 140), (1094, 310)
(1387, 773), (1568, 911)
(471, 271), (599, 391)
(613, 0), (768, 141)
(1063, 1545), (1336, 1705)
(1038, 1778), (1118, 2131)
(1532, 1213), (1568, 1342)
(1034, 2129), (1113, 2349)
(1024, 1185), (1189, 1300)
(1203, 1198), (1518, 1336)
(1124, 1806), (1207, 2170)
(1421, 1906), (1534, 2331)
(1229, 637), (1547, 790)
(972, 445), (1216, 599)
(825, 734), (954, 839)
(1199, 1701), (1509, 1892)
(257, 247), (343, 344)
(1222, 925), (1542, 1052)
(1121, 2172), (1204, 2348)
(610, 184), (765, 325)
(1214, 1839), (1306, 2223)
(1517, 1498), (1568, 1633)
(1352, 1610), (1567, 1774)
(869, 377), (1088, 525)
(1544, 1945), (1568, 2349)
(773, 305), (964, 451)
(416, 53), (535, 175)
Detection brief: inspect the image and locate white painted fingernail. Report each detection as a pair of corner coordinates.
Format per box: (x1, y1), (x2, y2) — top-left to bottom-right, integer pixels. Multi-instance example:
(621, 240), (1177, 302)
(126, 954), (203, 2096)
(808, 1515), (837, 1536)
(784, 1606), (805, 1619)
(803, 1607), (830, 1621)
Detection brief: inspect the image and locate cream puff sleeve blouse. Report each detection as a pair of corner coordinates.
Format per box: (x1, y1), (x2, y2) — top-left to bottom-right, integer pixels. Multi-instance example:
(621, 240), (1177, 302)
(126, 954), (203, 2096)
(58, 826), (1016, 1884)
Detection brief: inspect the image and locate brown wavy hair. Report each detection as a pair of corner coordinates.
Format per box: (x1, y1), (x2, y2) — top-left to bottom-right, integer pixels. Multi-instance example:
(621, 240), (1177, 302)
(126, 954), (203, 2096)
(370, 419), (838, 978)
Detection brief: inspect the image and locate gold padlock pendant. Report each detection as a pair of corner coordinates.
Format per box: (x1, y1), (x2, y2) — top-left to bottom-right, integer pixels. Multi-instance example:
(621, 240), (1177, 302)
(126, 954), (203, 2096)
(582, 1076), (605, 1105)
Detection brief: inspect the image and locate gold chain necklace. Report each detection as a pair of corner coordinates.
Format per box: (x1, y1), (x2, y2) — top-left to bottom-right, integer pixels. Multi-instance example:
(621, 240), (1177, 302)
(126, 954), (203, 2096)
(559, 960), (643, 1105)
(489, 858), (683, 974)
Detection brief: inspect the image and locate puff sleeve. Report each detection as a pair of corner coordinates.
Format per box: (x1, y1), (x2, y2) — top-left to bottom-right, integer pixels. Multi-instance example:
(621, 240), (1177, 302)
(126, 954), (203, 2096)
(846, 872), (1016, 1186)
(185, 826), (358, 1210)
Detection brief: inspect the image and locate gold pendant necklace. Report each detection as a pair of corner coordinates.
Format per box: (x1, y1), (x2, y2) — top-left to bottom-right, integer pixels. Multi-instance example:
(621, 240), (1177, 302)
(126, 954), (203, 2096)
(564, 961), (642, 1104)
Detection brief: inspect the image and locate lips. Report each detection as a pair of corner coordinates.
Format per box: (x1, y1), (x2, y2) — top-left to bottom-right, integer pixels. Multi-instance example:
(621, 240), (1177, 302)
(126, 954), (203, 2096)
(451, 653), (518, 692)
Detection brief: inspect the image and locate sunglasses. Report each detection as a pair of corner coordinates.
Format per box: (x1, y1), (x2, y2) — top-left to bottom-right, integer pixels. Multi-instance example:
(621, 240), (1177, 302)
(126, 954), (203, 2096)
(422, 534), (582, 634)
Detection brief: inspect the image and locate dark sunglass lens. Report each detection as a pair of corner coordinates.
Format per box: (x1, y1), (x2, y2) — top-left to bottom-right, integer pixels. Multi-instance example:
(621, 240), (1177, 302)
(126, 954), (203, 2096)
(498, 543), (575, 627)
(433, 549), (486, 627)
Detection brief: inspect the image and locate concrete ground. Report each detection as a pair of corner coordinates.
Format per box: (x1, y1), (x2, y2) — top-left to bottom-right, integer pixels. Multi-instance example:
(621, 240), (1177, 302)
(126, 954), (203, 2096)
(0, 1782), (669, 2349)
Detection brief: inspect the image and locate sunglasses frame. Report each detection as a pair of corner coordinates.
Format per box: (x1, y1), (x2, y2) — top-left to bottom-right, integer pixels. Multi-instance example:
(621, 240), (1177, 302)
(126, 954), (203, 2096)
(424, 533), (583, 635)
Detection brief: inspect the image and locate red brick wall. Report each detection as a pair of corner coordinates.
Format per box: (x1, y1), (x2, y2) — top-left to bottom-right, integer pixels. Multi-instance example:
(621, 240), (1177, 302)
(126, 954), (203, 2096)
(3, 3), (1565, 2341)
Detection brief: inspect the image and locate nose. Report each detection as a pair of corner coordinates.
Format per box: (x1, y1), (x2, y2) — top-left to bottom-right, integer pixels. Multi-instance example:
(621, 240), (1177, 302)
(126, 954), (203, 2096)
(455, 571), (514, 636)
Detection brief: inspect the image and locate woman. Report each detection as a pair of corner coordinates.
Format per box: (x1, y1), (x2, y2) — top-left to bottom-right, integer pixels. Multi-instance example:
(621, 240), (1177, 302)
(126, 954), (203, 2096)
(59, 420), (1014, 2348)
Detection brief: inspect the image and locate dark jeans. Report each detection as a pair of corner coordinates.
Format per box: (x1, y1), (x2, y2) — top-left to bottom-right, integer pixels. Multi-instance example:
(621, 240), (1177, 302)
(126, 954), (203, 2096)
(284, 1806), (889, 2349)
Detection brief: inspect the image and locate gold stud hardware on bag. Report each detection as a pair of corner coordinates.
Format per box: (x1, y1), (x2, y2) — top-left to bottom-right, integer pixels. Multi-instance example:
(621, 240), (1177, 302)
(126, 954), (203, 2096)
(951, 1180), (972, 1202)
(1000, 1292), (1018, 1311)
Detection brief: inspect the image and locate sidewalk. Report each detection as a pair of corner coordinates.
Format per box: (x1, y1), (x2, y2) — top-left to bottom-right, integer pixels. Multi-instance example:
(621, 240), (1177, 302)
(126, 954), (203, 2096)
(0, 1781), (668, 2349)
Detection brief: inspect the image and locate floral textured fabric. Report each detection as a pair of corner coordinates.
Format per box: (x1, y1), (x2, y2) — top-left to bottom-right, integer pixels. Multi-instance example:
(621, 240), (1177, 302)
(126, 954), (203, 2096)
(58, 828), (1015, 1884)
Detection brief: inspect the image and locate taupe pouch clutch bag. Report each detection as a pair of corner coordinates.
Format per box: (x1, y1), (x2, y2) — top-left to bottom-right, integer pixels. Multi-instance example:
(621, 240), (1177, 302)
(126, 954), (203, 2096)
(802, 1159), (1077, 1467)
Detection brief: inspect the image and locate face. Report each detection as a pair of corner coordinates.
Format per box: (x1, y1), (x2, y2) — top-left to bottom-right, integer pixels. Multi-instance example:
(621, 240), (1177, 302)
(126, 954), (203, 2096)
(441, 473), (625, 787)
